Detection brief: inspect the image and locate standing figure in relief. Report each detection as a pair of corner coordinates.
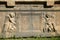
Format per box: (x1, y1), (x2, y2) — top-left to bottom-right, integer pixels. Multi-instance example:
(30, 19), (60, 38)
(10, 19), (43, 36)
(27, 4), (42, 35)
(3, 12), (16, 37)
(43, 13), (56, 32)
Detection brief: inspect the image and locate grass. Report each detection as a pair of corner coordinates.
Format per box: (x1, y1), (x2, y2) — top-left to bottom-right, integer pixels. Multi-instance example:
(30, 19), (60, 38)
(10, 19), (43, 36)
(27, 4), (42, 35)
(0, 37), (60, 40)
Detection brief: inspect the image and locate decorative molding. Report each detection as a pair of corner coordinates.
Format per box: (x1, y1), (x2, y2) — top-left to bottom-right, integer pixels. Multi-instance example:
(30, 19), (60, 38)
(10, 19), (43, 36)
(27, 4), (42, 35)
(0, 0), (60, 7)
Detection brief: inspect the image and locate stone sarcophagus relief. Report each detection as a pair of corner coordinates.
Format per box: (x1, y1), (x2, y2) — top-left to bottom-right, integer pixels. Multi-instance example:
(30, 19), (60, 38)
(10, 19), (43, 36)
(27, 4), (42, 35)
(0, 0), (60, 38)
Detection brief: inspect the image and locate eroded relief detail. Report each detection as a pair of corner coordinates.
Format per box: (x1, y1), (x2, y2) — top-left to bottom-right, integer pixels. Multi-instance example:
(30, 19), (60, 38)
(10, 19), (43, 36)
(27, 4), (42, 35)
(0, 3), (60, 37)
(3, 12), (16, 37)
(43, 13), (56, 32)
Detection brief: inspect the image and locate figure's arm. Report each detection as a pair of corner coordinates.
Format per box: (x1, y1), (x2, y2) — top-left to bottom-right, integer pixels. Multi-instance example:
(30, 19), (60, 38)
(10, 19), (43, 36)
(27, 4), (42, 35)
(9, 18), (16, 25)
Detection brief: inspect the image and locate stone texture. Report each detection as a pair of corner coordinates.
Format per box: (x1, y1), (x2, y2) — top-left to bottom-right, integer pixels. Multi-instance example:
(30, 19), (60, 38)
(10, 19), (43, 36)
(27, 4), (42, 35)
(0, 0), (60, 6)
(3, 12), (16, 38)
(0, 1), (60, 38)
(47, 0), (54, 6)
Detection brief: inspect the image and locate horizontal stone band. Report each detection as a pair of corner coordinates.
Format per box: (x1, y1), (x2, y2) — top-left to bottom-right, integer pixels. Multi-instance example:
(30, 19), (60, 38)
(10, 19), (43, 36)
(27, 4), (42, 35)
(0, 0), (59, 7)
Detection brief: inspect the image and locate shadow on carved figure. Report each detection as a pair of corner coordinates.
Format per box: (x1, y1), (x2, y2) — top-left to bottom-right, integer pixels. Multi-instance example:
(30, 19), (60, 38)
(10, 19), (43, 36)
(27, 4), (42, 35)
(43, 13), (56, 32)
(2, 12), (16, 37)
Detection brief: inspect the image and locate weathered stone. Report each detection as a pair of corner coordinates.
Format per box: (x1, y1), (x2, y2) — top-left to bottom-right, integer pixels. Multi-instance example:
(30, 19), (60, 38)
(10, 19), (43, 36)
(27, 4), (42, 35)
(2, 12), (16, 38)
(0, 0), (60, 7)
(0, 0), (60, 38)
(47, 0), (54, 6)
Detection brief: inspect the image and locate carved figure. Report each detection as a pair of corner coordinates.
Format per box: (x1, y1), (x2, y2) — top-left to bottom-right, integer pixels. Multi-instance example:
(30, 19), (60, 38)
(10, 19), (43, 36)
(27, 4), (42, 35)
(3, 12), (16, 37)
(43, 13), (56, 32)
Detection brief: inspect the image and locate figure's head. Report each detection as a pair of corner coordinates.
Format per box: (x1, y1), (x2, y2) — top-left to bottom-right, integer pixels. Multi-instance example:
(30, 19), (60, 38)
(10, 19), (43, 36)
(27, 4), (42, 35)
(46, 14), (54, 18)
(9, 12), (15, 18)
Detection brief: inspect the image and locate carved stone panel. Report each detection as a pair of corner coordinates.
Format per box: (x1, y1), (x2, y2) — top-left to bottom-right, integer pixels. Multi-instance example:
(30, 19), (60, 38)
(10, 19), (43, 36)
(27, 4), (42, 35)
(0, 4), (60, 38)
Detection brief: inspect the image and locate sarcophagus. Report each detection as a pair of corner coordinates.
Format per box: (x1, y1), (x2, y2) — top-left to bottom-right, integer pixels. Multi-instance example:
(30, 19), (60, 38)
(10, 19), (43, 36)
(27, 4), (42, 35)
(0, 0), (60, 38)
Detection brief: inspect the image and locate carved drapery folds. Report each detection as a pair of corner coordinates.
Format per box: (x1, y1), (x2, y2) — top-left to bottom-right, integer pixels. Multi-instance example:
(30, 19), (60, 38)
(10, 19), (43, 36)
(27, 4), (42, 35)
(43, 13), (56, 32)
(3, 12), (16, 37)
